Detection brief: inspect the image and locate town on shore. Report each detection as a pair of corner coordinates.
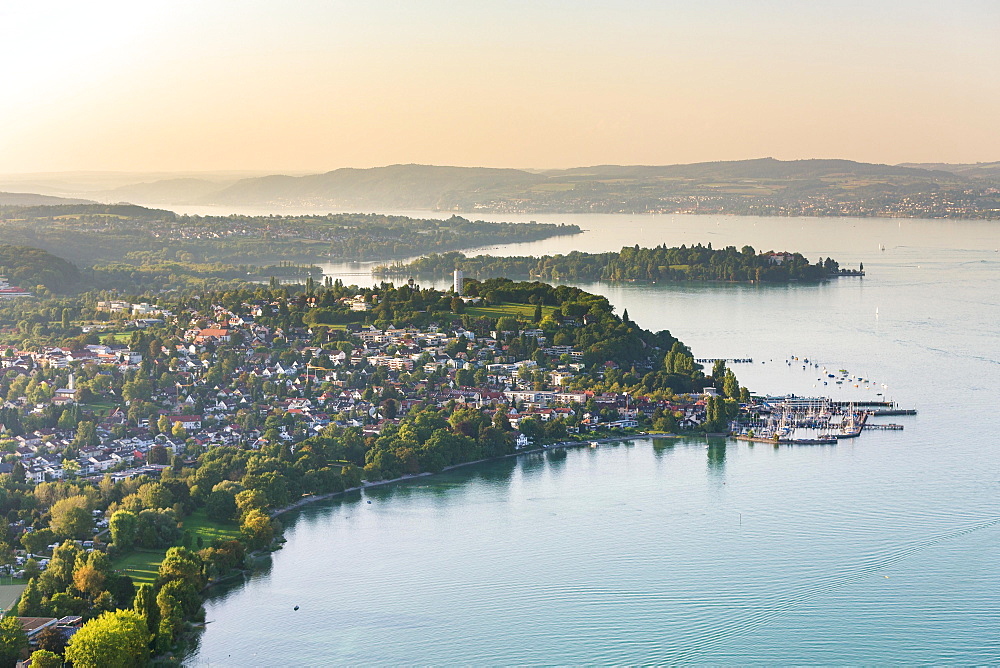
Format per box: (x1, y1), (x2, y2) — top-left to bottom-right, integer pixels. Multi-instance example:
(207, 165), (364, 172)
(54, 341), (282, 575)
(0, 264), (911, 665)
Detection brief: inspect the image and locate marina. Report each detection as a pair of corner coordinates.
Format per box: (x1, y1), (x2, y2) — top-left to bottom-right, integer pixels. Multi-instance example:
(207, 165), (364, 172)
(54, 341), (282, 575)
(734, 395), (915, 445)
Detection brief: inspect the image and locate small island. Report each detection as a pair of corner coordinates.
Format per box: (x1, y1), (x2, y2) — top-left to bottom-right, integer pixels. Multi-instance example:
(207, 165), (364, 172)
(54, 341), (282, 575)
(375, 245), (864, 283)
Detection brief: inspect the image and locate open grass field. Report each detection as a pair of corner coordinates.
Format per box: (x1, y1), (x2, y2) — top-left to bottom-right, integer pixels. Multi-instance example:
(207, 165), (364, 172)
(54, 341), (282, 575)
(111, 548), (164, 584)
(111, 509), (241, 584)
(81, 399), (119, 416)
(463, 302), (556, 320)
(182, 509), (241, 545)
(0, 582), (27, 613)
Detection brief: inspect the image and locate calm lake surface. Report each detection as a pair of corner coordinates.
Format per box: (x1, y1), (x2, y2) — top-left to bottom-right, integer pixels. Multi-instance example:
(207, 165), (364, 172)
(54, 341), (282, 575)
(187, 213), (1000, 665)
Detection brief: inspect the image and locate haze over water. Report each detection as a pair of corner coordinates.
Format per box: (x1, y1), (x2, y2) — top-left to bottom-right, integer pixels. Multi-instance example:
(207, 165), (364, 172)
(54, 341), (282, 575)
(189, 213), (999, 665)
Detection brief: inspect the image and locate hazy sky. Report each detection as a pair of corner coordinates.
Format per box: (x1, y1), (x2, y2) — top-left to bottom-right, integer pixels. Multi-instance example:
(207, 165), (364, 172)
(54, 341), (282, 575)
(1, 0), (998, 173)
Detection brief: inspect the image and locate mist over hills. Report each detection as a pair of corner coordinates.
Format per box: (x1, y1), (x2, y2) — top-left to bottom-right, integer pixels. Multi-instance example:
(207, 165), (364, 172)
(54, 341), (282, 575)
(5, 158), (999, 218)
(899, 161), (1000, 179)
(207, 164), (543, 209)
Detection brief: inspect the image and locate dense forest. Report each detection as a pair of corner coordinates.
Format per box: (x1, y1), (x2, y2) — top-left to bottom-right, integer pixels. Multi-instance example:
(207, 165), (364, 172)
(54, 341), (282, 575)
(376, 245), (844, 283)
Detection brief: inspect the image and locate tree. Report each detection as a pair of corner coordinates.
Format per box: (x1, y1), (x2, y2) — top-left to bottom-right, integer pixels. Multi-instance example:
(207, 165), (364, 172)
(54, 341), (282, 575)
(137, 482), (172, 509)
(147, 444), (168, 465)
(109, 510), (139, 550)
(73, 421), (99, 448)
(48, 592), (87, 618)
(62, 458), (80, 479)
(518, 417), (542, 442)
(157, 547), (204, 590)
(64, 610), (150, 668)
(711, 359), (726, 384)
(240, 509), (275, 550)
(73, 564), (106, 598)
(23, 558), (41, 581)
(234, 489), (267, 520)
(158, 578), (200, 618)
(39, 542), (82, 596)
(135, 509), (180, 548)
(155, 589), (183, 653)
(34, 625), (67, 657)
(723, 368), (740, 399)
(29, 649), (63, 668)
(132, 583), (159, 636)
(17, 577), (44, 616)
(205, 484), (239, 522)
(20, 528), (55, 555)
(50, 495), (94, 539)
(0, 615), (28, 667)
(240, 509), (274, 549)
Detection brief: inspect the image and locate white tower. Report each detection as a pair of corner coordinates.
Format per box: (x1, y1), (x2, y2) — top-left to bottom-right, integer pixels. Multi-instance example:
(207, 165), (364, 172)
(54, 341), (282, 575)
(453, 269), (464, 295)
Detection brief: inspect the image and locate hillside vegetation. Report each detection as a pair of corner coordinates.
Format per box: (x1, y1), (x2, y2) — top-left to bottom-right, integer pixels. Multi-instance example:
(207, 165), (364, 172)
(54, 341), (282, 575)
(0, 244), (81, 293)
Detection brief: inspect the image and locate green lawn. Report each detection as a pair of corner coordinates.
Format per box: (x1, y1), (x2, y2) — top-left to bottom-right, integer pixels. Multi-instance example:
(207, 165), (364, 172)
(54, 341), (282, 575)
(182, 509), (241, 546)
(111, 510), (241, 584)
(81, 399), (119, 416)
(111, 549), (165, 584)
(464, 302), (556, 320)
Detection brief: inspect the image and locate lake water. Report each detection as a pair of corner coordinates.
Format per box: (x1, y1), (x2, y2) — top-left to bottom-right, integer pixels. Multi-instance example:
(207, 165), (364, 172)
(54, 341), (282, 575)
(187, 213), (1000, 665)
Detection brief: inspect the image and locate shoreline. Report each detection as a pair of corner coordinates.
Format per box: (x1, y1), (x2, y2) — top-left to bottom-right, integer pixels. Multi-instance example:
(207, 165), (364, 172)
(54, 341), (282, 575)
(268, 432), (680, 519)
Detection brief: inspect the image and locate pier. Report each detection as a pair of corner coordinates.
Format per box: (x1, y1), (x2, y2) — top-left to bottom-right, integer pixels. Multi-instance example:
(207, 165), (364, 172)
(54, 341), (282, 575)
(831, 400), (896, 408)
(863, 423), (904, 430)
(696, 357), (753, 364)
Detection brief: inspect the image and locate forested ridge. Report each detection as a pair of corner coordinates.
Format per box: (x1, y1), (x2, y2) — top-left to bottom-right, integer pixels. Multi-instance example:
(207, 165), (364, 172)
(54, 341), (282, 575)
(0, 204), (580, 266)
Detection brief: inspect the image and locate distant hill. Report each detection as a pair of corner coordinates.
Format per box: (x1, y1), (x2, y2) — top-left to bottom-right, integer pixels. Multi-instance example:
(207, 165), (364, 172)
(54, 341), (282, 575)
(54, 158), (1000, 218)
(899, 161), (1000, 180)
(206, 164), (545, 209)
(199, 159), (965, 209)
(546, 158), (959, 181)
(104, 177), (233, 205)
(0, 191), (93, 206)
(0, 243), (81, 293)
(0, 203), (176, 221)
